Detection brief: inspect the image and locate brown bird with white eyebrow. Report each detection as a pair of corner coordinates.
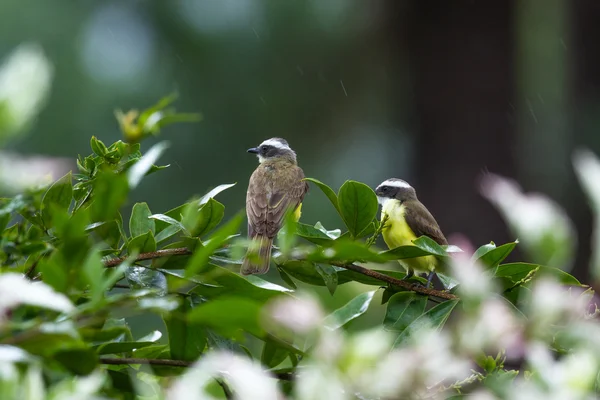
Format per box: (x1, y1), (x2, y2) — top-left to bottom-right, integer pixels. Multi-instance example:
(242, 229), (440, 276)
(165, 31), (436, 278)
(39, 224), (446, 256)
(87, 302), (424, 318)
(241, 138), (309, 275)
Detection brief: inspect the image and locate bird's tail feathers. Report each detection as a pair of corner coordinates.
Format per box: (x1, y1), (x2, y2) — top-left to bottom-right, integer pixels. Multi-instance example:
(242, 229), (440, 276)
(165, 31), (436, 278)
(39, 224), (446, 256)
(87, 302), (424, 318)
(241, 236), (273, 275)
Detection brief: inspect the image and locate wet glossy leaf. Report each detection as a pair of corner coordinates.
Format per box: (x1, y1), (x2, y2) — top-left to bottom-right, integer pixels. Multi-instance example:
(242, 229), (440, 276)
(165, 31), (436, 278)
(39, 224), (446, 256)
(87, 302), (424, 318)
(316, 263), (338, 295)
(188, 296), (264, 338)
(54, 347), (98, 375)
(199, 183), (236, 205)
(91, 172), (129, 222)
(393, 300), (459, 347)
(261, 340), (289, 369)
(165, 297), (207, 361)
(185, 212), (243, 278)
(324, 290), (376, 330)
(41, 171), (72, 227)
(295, 223), (335, 246)
(95, 341), (156, 355)
(127, 231), (156, 254)
(476, 241), (517, 268)
(411, 236), (448, 257)
(128, 141), (170, 189)
(495, 262), (581, 286)
(383, 292), (428, 332)
(150, 214), (188, 241)
(129, 202), (155, 237)
(184, 198), (225, 237)
(304, 178), (340, 214)
(337, 180), (378, 238)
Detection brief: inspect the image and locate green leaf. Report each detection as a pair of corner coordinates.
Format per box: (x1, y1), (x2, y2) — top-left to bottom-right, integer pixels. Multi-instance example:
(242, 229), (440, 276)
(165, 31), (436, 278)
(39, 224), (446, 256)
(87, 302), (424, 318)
(304, 178), (341, 214)
(90, 136), (108, 157)
(411, 236), (448, 257)
(379, 245), (437, 260)
(278, 208), (298, 257)
(309, 239), (386, 263)
(192, 198), (226, 237)
(277, 267), (297, 290)
(337, 180), (378, 238)
(165, 297), (207, 361)
(393, 300), (459, 347)
(164, 264), (290, 304)
(187, 296), (264, 338)
(476, 241), (517, 268)
(95, 341), (156, 355)
(41, 172), (72, 227)
(324, 291), (376, 330)
(53, 347), (98, 375)
(261, 340), (289, 369)
(383, 292), (428, 332)
(82, 247), (105, 305)
(127, 231), (156, 253)
(91, 172), (129, 222)
(295, 223), (335, 246)
(129, 202), (155, 237)
(185, 212), (243, 278)
(316, 263), (338, 295)
(199, 183), (236, 205)
(150, 214), (189, 241)
(495, 262), (581, 286)
(472, 242), (496, 261)
(127, 141), (170, 189)
(279, 261), (325, 286)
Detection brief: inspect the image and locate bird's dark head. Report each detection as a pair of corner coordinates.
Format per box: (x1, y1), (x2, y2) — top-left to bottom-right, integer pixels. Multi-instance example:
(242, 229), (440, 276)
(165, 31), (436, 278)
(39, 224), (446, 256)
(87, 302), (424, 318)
(375, 178), (417, 204)
(247, 138), (297, 164)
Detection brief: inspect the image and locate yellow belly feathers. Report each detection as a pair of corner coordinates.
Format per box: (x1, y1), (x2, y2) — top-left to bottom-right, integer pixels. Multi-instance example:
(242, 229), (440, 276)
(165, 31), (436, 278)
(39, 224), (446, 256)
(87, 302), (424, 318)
(381, 199), (437, 274)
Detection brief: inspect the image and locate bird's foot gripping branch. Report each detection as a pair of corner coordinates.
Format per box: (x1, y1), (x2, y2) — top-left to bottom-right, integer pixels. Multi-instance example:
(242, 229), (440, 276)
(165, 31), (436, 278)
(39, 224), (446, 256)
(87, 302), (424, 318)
(0, 95), (593, 399)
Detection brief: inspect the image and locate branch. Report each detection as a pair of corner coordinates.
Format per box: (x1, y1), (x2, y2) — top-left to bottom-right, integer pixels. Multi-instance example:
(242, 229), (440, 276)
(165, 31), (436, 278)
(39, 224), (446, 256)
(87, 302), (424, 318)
(331, 262), (458, 301)
(103, 248), (191, 267)
(102, 246), (458, 301)
(100, 357), (192, 367)
(99, 358), (294, 381)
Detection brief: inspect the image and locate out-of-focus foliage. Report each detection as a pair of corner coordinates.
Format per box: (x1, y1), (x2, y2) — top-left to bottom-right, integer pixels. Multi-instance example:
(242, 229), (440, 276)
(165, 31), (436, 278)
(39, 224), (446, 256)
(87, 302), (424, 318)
(0, 95), (598, 400)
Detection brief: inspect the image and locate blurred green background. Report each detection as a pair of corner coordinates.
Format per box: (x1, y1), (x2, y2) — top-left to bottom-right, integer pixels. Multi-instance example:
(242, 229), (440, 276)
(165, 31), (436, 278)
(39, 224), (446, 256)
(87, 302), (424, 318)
(1, 0), (599, 289)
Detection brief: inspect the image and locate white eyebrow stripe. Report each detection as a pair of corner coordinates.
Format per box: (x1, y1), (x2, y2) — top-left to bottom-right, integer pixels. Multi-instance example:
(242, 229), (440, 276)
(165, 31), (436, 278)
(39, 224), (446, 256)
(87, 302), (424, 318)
(377, 179), (412, 189)
(260, 139), (290, 150)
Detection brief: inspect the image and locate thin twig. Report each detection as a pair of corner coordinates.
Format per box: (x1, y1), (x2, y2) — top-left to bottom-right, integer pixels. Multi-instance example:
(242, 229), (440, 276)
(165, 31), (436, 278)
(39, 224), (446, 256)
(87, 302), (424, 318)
(100, 357), (192, 367)
(102, 246), (458, 301)
(331, 262), (458, 301)
(25, 259), (40, 279)
(103, 248), (192, 268)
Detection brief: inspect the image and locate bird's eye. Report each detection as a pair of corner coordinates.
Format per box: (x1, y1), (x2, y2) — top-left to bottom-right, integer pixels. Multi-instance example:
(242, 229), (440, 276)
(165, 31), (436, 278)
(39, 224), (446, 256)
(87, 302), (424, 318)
(261, 145), (270, 154)
(382, 186), (389, 193)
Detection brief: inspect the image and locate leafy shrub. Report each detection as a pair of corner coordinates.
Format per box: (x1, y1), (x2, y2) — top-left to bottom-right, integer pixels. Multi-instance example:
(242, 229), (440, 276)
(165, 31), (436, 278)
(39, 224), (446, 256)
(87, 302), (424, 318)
(0, 96), (597, 400)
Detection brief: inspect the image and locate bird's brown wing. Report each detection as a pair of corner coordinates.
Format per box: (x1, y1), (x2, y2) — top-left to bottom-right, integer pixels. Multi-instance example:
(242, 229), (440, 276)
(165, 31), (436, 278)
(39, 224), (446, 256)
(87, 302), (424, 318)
(404, 200), (448, 246)
(246, 165), (309, 239)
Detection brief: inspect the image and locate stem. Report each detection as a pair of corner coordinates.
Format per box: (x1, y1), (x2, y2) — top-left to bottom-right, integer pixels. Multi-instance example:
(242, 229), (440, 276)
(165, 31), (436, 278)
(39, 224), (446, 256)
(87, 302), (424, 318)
(103, 248), (192, 268)
(100, 357), (192, 367)
(331, 262), (458, 301)
(103, 247), (458, 301)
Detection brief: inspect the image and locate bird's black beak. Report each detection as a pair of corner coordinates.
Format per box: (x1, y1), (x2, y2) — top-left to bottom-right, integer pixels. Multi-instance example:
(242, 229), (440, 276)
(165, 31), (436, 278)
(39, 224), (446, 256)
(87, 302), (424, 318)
(247, 147), (259, 154)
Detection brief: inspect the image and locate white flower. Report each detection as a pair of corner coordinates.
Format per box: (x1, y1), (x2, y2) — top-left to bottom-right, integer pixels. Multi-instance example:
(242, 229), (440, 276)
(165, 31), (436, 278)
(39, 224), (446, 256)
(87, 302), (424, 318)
(266, 293), (324, 334)
(169, 351), (280, 400)
(0, 43), (53, 139)
(0, 274), (74, 322)
(480, 173), (576, 270)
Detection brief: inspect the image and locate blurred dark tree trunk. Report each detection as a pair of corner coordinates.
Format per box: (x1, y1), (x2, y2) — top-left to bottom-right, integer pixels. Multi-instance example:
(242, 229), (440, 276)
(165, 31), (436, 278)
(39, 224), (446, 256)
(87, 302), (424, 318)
(570, 0), (600, 281)
(388, 0), (517, 248)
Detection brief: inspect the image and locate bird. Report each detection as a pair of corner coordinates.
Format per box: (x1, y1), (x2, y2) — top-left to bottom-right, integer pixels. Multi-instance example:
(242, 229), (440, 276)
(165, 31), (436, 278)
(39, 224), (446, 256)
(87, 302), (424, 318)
(374, 178), (448, 286)
(242, 138), (309, 275)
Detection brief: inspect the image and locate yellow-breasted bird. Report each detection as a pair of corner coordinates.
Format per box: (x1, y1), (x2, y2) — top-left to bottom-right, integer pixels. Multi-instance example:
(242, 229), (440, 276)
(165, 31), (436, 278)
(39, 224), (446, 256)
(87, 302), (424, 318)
(242, 138), (309, 275)
(375, 178), (447, 286)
